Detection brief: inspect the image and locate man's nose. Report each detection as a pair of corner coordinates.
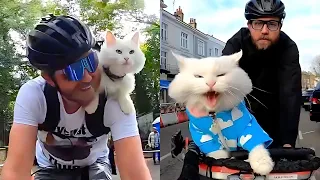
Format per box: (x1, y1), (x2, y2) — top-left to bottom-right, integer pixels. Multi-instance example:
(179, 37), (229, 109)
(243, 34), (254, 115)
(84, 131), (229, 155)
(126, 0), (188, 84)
(261, 24), (269, 34)
(81, 69), (92, 83)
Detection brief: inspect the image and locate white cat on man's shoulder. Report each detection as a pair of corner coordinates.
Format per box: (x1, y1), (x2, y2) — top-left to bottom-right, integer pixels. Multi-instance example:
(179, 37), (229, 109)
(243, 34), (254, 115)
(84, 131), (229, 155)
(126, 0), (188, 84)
(84, 30), (146, 115)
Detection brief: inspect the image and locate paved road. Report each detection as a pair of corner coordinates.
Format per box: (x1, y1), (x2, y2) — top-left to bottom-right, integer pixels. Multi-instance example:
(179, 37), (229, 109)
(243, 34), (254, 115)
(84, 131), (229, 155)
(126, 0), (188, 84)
(160, 108), (320, 180)
(112, 158), (160, 180)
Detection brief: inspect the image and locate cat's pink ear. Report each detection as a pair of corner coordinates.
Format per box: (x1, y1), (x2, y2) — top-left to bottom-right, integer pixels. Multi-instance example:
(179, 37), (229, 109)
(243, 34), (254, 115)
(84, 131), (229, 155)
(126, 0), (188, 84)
(230, 49), (242, 64)
(171, 51), (185, 69)
(131, 32), (140, 45)
(106, 31), (116, 46)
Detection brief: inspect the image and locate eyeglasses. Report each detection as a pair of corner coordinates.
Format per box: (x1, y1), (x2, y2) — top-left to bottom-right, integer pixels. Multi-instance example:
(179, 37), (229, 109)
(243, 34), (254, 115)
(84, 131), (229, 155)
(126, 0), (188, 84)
(62, 51), (99, 81)
(250, 20), (281, 31)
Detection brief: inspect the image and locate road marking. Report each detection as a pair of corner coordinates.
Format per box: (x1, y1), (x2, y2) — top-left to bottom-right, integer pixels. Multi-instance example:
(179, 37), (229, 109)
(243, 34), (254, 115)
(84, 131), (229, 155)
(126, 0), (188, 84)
(302, 130), (315, 135)
(160, 152), (171, 161)
(143, 150), (160, 153)
(298, 130), (303, 140)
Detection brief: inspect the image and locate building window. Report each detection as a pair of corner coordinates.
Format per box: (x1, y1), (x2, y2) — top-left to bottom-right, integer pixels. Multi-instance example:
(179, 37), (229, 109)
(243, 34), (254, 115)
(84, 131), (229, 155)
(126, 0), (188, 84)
(161, 51), (167, 68)
(197, 39), (204, 56)
(209, 48), (212, 56)
(161, 22), (168, 41)
(214, 48), (218, 56)
(180, 32), (188, 48)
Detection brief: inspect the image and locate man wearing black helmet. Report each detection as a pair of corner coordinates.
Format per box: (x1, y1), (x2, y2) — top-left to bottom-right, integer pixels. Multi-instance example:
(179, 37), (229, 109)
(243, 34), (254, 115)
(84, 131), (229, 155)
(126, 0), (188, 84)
(1, 14), (152, 180)
(176, 0), (302, 179)
(223, 0), (301, 149)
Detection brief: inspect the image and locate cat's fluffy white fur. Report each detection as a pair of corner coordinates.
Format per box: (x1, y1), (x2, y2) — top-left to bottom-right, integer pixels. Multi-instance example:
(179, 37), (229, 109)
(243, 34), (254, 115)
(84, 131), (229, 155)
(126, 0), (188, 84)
(84, 30), (146, 114)
(168, 50), (274, 175)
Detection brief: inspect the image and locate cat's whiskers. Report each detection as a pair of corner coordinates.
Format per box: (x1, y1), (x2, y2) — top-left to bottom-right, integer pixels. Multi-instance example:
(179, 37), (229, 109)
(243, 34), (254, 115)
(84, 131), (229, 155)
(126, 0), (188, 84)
(225, 86), (252, 111)
(226, 89), (244, 107)
(247, 94), (268, 109)
(252, 86), (272, 94)
(227, 85), (268, 110)
(222, 91), (236, 107)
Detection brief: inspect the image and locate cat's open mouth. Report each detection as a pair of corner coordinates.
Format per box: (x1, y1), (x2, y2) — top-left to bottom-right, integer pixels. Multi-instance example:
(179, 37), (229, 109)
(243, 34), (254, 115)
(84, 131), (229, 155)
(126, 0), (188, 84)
(204, 91), (219, 107)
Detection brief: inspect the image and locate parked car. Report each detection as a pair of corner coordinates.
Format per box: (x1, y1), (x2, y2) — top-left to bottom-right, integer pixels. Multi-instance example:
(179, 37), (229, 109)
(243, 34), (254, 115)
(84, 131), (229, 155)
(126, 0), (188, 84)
(302, 89), (314, 111)
(310, 83), (320, 122)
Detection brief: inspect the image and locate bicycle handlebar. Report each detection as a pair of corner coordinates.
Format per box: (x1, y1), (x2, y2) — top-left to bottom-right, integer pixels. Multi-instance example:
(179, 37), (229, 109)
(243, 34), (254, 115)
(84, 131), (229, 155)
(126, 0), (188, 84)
(171, 130), (320, 173)
(229, 147), (315, 160)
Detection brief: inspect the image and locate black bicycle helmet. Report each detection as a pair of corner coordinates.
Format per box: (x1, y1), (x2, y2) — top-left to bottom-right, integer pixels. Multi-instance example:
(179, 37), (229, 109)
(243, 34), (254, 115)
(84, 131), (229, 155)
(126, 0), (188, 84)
(244, 0), (286, 20)
(26, 14), (95, 72)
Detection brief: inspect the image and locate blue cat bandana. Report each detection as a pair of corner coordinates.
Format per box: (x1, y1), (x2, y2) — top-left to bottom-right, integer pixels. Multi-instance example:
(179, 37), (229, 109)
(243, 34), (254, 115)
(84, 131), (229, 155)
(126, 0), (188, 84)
(186, 101), (273, 154)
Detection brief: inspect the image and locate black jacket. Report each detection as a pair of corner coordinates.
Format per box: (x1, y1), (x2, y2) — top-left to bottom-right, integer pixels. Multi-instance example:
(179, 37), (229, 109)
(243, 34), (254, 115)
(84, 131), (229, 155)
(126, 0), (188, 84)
(222, 28), (302, 147)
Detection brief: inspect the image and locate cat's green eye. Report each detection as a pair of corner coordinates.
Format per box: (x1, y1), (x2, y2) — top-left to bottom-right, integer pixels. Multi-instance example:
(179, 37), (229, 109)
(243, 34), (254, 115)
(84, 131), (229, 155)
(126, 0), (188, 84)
(129, 50), (134, 54)
(194, 75), (203, 78)
(217, 73), (226, 77)
(116, 49), (122, 54)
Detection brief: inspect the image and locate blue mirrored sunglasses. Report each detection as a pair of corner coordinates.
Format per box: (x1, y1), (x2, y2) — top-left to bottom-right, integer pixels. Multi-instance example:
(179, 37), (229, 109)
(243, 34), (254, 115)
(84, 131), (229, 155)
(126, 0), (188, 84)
(63, 51), (99, 81)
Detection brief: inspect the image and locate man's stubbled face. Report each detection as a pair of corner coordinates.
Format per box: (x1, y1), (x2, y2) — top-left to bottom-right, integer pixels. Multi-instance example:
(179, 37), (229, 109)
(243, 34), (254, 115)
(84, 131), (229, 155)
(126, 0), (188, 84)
(46, 50), (102, 107)
(248, 17), (281, 50)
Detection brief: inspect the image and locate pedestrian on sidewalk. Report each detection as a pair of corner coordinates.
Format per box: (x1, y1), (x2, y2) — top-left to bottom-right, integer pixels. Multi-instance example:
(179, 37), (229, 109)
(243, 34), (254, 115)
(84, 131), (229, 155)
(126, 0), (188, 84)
(148, 127), (160, 165)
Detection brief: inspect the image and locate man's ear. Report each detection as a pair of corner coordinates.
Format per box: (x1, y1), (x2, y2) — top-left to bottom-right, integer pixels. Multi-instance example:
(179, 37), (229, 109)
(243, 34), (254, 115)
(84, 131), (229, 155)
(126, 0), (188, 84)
(41, 71), (55, 87)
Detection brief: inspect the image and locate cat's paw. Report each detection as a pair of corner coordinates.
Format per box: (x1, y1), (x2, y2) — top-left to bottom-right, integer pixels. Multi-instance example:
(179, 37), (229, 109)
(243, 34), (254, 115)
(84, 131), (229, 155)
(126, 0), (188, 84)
(248, 144), (274, 175)
(118, 96), (135, 114)
(84, 95), (99, 114)
(206, 149), (230, 159)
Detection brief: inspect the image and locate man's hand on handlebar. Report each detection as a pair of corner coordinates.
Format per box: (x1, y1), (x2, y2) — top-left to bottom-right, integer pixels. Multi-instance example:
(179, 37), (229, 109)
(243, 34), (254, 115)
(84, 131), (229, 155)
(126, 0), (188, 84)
(171, 130), (185, 157)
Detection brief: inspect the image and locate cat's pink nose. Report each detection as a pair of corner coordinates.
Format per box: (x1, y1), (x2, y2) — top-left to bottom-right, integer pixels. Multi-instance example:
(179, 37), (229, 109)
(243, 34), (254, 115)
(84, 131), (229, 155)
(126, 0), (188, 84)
(124, 57), (129, 61)
(206, 82), (216, 88)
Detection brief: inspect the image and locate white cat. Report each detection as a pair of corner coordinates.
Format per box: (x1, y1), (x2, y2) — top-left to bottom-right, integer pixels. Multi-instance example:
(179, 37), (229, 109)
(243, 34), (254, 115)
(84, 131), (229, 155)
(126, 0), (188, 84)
(168, 50), (274, 176)
(84, 31), (146, 114)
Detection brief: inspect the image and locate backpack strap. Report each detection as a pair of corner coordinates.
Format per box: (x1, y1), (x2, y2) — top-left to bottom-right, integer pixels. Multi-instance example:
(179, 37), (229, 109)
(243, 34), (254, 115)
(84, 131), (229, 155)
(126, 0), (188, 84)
(40, 82), (110, 138)
(38, 83), (61, 132)
(85, 92), (110, 138)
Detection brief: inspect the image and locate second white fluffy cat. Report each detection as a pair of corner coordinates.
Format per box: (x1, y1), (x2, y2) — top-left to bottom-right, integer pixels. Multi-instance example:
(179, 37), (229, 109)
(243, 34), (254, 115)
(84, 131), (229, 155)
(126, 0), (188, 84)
(168, 50), (274, 176)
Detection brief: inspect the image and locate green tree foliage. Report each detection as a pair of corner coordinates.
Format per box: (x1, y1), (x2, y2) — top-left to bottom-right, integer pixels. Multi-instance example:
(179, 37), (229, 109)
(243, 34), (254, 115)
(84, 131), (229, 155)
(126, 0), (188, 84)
(0, 0), (54, 145)
(137, 22), (160, 115)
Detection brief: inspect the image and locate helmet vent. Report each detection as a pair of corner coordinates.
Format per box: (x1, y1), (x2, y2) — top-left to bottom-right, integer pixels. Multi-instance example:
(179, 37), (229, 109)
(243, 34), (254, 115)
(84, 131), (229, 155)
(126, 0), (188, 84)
(56, 20), (76, 36)
(51, 31), (73, 47)
(260, 0), (273, 11)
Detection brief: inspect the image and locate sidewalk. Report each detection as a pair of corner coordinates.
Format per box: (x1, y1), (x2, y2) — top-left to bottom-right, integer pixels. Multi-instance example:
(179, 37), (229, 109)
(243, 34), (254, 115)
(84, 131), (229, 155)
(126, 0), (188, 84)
(112, 158), (160, 180)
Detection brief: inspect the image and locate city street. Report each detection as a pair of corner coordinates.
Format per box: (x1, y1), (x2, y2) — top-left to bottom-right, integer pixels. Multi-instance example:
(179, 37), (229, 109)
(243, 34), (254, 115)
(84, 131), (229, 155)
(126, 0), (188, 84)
(160, 108), (320, 180)
(112, 158), (160, 180)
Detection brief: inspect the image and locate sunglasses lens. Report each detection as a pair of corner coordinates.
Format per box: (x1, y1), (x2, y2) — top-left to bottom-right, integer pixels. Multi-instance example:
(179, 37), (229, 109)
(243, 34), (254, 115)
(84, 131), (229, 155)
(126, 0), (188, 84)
(83, 52), (98, 73)
(63, 51), (99, 81)
(63, 60), (84, 81)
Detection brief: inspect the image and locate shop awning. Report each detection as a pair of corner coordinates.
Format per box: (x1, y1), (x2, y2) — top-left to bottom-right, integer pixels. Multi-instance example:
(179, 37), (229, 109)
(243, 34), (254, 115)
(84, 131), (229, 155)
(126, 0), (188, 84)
(160, 80), (171, 89)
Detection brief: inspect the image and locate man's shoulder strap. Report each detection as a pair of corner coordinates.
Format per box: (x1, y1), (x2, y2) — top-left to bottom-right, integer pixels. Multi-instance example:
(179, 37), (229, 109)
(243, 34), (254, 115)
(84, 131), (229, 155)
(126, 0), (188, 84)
(85, 92), (110, 138)
(39, 83), (60, 132)
(41, 82), (110, 137)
